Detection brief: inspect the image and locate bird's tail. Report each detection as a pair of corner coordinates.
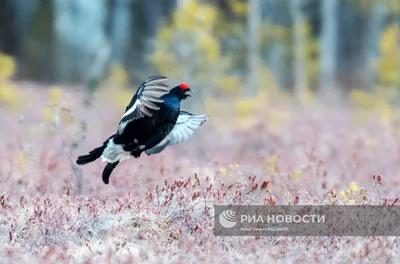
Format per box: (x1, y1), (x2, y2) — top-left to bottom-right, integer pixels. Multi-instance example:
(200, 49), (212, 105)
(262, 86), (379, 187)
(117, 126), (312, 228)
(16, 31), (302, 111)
(102, 161), (119, 184)
(76, 135), (115, 165)
(76, 145), (106, 165)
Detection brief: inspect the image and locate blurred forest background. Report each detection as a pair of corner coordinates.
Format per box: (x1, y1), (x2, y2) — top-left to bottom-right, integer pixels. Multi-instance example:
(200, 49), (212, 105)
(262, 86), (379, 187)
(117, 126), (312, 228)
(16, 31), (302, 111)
(0, 0), (399, 117)
(2, 1), (400, 261)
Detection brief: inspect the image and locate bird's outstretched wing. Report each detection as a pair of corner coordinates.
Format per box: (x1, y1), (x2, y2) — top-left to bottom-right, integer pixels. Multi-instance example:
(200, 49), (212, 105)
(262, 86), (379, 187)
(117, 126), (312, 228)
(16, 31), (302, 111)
(145, 111), (208, 155)
(118, 76), (169, 134)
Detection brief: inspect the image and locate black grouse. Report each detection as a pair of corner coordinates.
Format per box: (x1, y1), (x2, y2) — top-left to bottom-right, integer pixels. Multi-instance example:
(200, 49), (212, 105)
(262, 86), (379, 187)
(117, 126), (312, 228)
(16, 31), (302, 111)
(76, 76), (207, 184)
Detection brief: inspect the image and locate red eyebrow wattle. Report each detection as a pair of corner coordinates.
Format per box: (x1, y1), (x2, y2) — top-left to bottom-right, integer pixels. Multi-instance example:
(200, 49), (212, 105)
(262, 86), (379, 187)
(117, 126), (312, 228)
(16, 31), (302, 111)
(179, 83), (189, 90)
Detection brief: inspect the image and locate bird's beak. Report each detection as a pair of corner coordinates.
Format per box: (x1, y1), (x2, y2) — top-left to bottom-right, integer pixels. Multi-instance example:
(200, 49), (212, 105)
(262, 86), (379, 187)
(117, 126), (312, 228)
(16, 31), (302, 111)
(184, 89), (191, 98)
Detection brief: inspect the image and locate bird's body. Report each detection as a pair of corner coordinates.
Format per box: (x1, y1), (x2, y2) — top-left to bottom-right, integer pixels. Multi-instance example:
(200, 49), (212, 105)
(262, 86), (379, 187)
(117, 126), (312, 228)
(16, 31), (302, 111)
(114, 91), (181, 156)
(76, 76), (207, 184)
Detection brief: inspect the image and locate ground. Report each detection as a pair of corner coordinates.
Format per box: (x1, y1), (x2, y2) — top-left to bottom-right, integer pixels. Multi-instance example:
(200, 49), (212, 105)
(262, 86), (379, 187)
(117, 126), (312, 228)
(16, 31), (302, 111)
(0, 84), (399, 263)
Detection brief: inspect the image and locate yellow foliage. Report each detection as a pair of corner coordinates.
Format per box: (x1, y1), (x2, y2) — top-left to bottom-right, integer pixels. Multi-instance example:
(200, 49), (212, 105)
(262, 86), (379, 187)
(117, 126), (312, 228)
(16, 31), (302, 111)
(266, 154), (278, 173)
(258, 66), (280, 95)
(219, 168), (227, 176)
(228, 0), (248, 16)
(43, 86), (63, 125)
(173, 11), (197, 31)
(340, 182), (358, 204)
(256, 89), (269, 102)
(237, 116), (258, 130)
(98, 64), (142, 115)
(43, 106), (65, 126)
(43, 107), (68, 125)
(0, 53), (24, 111)
(173, 0), (217, 31)
(42, 87), (74, 125)
(157, 27), (173, 42)
(380, 25), (398, 54)
(349, 182), (359, 192)
(228, 163), (240, 168)
(219, 164), (240, 176)
(17, 150), (27, 173)
(234, 97), (258, 117)
(43, 107), (74, 125)
(378, 24), (400, 86)
(255, 89), (269, 113)
(196, 4), (218, 28)
(386, 1), (400, 13)
(358, 1), (400, 14)
(0, 83), (23, 110)
(218, 76), (242, 95)
(289, 170), (302, 181)
(109, 64), (129, 87)
(350, 89), (395, 128)
(264, 20), (319, 94)
(43, 107), (54, 123)
(150, 51), (182, 78)
(48, 86), (63, 105)
(376, 100), (394, 128)
(300, 88), (315, 106)
(198, 33), (220, 62)
(352, 109), (371, 126)
(227, 68), (281, 117)
(350, 89), (378, 108)
(265, 25), (290, 40)
(302, 20), (320, 91)
(340, 181), (368, 204)
(0, 53), (16, 81)
(151, 0), (227, 96)
(108, 87), (133, 110)
(265, 108), (291, 133)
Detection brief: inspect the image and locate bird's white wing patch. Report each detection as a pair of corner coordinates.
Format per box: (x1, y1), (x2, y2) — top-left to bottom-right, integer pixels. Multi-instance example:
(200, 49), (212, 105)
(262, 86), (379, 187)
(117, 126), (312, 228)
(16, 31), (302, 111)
(118, 76), (169, 134)
(101, 139), (130, 163)
(121, 99), (141, 119)
(145, 111), (208, 155)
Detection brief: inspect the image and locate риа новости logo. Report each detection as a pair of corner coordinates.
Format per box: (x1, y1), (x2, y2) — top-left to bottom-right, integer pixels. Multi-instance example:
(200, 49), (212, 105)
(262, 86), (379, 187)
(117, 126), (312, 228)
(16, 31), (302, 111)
(219, 209), (237, 228)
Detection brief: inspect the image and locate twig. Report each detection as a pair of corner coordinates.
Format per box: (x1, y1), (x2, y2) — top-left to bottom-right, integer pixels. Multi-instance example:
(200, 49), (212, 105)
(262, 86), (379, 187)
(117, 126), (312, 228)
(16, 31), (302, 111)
(62, 139), (84, 195)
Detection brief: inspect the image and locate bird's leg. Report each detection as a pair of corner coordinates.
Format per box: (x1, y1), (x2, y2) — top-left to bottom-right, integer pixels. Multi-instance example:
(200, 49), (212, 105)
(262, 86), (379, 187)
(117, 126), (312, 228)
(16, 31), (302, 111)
(131, 150), (141, 158)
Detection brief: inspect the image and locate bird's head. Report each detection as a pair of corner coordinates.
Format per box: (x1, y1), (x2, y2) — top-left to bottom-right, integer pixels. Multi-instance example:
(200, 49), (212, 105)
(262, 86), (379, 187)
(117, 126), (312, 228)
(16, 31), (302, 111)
(172, 83), (191, 100)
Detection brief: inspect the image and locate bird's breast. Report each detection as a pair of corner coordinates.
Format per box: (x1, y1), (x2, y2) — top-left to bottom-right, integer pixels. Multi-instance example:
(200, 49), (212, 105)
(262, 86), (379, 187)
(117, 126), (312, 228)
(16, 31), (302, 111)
(155, 103), (180, 121)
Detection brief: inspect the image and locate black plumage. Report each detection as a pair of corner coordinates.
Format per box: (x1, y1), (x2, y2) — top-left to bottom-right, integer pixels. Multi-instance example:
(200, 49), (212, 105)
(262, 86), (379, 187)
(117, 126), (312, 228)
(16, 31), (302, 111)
(76, 76), (207, 184)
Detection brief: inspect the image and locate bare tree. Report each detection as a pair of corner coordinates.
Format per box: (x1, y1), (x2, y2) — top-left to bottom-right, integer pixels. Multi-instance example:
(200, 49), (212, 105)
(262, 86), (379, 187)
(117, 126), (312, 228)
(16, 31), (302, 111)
(363, 2), (387, 91)
(319, 0), (338, 96)
(54, 0), (107, 83)
(110, 0), (132, 64)
(85, 35), (111, 105)
(9, 0), (38, 54)
(290, 0), (307, 105)
(246, 0), (262, 96)
(176, 0), (189, 7)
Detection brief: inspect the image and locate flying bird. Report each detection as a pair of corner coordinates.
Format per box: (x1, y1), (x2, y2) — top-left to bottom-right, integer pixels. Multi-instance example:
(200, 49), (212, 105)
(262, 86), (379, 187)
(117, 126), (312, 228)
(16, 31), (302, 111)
(76, 76), (207, 184)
